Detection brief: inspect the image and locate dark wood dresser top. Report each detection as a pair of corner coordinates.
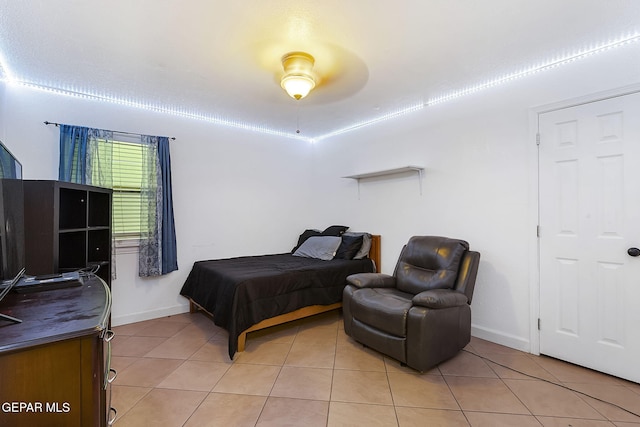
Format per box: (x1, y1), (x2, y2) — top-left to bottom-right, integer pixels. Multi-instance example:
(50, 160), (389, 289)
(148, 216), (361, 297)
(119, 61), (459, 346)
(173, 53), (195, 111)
(0, 276), (110, 353)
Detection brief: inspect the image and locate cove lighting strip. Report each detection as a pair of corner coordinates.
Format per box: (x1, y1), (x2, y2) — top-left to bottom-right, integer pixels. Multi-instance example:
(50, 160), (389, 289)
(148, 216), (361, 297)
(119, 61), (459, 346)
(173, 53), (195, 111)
(310, 33), (640, 142)
(312, 31), (640, 141)
(1, 31), (639, 143)
(2, 79), (309, 142)
(425, 32), (640, 106)
(310, 102), (424, 143)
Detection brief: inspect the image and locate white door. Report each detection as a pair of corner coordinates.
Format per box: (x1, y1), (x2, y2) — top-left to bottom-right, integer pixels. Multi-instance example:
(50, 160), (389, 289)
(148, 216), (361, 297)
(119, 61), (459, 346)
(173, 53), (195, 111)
(538, 91), (640, 383)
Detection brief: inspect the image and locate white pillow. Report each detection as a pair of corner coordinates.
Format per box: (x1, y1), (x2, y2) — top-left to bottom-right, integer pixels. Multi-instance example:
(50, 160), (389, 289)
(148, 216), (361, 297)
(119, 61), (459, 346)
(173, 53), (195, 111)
(292, 236), (342, 260)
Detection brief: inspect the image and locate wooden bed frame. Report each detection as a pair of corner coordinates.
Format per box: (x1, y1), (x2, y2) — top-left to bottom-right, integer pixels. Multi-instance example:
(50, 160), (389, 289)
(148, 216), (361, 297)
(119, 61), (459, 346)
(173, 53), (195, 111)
(188, 234), (381, 352)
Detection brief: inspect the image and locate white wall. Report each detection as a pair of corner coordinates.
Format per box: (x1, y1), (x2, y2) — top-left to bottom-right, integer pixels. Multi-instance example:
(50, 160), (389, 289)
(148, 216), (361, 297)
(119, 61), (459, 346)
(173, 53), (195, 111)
(306, 43), (640, 351)
(0, 84), (315, 325)
(1, 41), (639, 352)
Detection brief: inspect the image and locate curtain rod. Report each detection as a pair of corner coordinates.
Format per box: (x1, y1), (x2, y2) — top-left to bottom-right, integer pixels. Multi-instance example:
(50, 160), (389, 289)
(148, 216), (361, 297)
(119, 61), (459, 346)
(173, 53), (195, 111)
(44, 121), (176, 140)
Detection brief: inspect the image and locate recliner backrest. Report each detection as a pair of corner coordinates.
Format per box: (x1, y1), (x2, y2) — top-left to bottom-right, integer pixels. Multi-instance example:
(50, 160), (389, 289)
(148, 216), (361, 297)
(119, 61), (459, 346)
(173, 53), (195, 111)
(453, 250), (480, 304)
(394, 236), (469, 295)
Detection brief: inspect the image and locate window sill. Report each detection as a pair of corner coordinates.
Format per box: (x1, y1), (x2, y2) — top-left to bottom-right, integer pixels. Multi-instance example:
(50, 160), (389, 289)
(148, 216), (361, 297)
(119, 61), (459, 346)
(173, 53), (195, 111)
(115, 238), (140, 254)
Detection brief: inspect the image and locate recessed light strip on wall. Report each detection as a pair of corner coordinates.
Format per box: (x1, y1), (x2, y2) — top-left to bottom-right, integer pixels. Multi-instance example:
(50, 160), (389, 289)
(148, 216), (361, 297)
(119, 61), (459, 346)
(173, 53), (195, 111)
(426, 32), (640, 106)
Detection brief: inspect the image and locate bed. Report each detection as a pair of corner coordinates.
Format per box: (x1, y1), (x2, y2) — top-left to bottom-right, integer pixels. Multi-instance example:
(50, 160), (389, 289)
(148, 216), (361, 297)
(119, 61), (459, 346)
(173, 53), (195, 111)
(180, 230), (381, 359)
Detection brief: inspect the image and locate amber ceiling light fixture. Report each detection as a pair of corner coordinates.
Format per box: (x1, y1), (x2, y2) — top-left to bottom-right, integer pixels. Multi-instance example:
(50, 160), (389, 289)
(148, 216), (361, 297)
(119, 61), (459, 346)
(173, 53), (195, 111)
(280, 51), (316, 100)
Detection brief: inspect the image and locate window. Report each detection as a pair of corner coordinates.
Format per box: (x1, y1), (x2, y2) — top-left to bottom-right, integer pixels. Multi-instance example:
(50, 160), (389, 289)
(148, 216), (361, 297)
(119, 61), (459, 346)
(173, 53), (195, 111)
(92, 139), (145, 240)
(59, 124), (178, 275)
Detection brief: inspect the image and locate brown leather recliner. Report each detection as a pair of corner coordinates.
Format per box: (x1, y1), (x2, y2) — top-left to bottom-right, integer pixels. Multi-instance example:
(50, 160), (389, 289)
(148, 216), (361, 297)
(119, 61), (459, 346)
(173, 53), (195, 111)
(342, 236), (480, 372)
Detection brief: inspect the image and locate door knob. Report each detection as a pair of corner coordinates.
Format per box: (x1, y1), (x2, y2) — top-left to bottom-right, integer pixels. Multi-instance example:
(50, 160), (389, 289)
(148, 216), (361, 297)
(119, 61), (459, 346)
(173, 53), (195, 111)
(628, 247), (640, 257)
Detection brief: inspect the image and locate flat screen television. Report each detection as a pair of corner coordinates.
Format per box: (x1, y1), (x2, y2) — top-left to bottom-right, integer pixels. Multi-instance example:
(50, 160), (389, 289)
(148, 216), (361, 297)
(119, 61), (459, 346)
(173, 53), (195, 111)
(0, 140), (24, 282)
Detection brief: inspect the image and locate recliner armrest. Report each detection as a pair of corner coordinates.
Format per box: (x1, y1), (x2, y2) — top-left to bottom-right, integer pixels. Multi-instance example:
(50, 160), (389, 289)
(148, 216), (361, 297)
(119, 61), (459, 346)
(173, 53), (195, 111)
(346, 273), (396, 288)
(412, 289), (468, 309)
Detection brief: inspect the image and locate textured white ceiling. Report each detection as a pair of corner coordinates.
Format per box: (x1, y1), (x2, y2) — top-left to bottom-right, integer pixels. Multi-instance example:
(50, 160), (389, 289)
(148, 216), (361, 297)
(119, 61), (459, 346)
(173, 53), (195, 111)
(0, 1), (639, 140)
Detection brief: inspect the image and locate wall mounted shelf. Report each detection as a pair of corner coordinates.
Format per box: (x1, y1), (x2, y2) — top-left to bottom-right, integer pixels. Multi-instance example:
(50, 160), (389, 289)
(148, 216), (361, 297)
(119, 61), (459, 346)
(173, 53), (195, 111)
(343, 165), (425, 198)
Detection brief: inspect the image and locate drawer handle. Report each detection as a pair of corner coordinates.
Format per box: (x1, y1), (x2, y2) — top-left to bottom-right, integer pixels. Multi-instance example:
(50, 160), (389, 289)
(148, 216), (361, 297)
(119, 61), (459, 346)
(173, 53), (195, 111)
(103, 329), (115, 342)
(108, 407), (117, 425)
(103, 347), (112, 390)
(107, 368), (117, 384)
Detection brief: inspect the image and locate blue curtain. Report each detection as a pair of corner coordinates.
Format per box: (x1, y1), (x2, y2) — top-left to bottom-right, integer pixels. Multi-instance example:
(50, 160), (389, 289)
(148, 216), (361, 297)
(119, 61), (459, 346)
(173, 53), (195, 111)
(59, 125), (89, 183)
(138, 135), (178, 277)
(158, 137), (178, 274)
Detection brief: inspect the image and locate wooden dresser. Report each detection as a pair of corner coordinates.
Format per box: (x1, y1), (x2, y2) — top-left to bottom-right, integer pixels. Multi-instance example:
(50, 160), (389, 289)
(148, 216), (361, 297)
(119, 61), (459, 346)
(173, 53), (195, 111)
(0, 276), (114, 427)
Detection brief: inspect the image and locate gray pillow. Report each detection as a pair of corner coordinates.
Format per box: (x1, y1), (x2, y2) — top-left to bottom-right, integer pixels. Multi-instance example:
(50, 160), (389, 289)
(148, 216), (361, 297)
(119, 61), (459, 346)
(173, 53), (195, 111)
(343, 232), (372, 259)
(292, 236), (342, 260)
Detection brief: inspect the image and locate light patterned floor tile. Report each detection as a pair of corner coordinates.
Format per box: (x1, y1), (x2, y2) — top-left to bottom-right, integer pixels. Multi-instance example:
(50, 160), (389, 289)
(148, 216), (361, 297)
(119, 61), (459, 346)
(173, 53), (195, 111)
(212, 363), (281, 396)
(331, 369), (394, 405)
(182, 392), (266, 427)
(256, 397), (329, 427)
(270, 366), (333, 401)
(327, 401), (398, 427)
(156, 360), (230, 391)
(388, 371), (459, 409)
(114, 388), (206, 427)
(445, 376), (530, 414)
(112, 314), (639, 427)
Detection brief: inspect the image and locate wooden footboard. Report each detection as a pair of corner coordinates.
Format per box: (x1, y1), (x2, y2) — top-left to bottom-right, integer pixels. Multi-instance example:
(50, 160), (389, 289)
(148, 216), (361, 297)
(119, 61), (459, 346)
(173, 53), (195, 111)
(237, 302), (342, 351)
(187, 298), (343, 352)
(189, 234), (381, 353)
(370, 234), (381, 273)
(189, 299), (205, 314)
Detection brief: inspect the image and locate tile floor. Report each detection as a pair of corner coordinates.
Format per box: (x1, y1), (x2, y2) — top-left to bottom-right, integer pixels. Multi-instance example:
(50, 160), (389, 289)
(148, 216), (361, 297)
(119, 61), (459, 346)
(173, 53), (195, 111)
(110, 311), (640, 426)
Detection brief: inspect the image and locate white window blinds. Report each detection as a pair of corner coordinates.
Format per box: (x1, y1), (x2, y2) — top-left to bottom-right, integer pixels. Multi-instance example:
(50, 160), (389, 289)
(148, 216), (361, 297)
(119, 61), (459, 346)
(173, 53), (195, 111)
(93, 139), (145, 238)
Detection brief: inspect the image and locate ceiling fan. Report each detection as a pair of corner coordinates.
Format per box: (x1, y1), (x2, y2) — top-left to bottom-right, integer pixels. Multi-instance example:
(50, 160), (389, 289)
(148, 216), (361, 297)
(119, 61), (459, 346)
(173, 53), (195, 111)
(254, 41), (369, 104)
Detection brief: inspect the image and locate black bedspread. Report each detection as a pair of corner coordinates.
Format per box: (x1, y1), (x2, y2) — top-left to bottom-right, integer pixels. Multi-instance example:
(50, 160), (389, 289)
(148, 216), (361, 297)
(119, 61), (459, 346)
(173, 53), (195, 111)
(180, 253), (375, 358)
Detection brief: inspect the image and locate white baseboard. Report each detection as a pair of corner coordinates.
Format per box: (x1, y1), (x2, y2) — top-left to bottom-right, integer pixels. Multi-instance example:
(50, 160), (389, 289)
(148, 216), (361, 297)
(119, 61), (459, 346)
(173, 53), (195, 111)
(111, 304), (190, 327)
(471, 324), (531, 353)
